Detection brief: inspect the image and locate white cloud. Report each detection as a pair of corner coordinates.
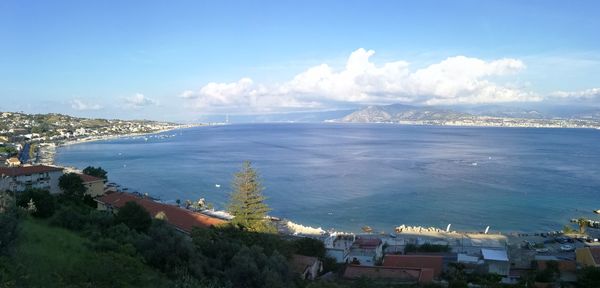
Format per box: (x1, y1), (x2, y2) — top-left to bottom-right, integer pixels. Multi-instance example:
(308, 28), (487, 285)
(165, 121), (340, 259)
(70, 99), (102, 111)
(181, 48), (541, 112)
(550, 88), (600, 100)
(125, 93), (159, 108)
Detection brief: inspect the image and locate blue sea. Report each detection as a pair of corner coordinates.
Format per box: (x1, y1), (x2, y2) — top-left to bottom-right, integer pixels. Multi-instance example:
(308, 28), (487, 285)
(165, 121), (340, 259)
(55, 124), (600, 233)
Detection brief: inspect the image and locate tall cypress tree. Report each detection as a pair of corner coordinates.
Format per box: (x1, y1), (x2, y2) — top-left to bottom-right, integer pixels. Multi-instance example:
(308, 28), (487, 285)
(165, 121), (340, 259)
(228, 161), (273, 232)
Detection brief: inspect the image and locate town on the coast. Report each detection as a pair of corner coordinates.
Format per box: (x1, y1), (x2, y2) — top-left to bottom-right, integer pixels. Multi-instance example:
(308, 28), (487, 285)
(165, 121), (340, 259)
(1, 112), (600, 287)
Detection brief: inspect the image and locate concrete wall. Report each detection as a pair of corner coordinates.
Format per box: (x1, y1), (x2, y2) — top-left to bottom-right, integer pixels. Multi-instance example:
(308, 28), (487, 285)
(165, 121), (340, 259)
(84, 181), (105, 197)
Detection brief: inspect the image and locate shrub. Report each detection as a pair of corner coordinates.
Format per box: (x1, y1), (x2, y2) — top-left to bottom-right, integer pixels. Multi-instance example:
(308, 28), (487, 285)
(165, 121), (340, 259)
(0, 207), (19, 255)
(16, 188), (56, 218)
(293, 237), (326, 258)
(114, 201), (151, 232)
(58, 173), (86, 202)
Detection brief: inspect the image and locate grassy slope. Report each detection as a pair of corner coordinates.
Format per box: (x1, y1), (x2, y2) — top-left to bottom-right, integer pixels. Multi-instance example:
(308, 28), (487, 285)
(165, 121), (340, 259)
(10, 218), (172, 288)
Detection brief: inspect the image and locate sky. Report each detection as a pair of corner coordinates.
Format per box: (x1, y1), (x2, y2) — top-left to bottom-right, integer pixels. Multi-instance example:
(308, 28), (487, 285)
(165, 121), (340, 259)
(1, 0), (599, 121)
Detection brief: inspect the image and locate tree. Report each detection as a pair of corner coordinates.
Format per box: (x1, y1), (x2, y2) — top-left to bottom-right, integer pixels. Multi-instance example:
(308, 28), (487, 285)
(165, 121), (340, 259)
(115, 201), (152, 232)
(577, 217), (587, 234)
(293, 237), (326, 258)
(16, 188), (55, 218)
(227, 161), (273, 233)
(59, 173), (86, 202)
(83, 166), (108, 179)
(578, 267), (600, 287)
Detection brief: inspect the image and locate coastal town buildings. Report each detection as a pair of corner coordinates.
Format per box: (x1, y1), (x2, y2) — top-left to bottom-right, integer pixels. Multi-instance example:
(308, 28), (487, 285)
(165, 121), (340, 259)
(0, 165), (64, 193)
(481, 248), (510, 276)
(324, 233), (355, 263)
(5, 157), (20, 167)
(348, 237), (383, 266)
(342, 264), (434, 284)
(382, 255), (445, 277)
(95, 192), (226, 234)
(76, 173), (106, 197)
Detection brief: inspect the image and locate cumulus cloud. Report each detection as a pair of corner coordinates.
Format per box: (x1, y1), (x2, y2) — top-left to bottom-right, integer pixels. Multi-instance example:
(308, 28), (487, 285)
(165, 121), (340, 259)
(181, 48), (541, 112)
(550, 88), (600, 100)
(125, 93), (159, 108)
(70, 99), (102, 111)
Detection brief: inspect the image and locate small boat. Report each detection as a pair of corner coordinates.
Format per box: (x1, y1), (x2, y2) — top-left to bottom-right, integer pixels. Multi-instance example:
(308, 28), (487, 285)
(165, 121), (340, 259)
(215, 184), (221, 188)
(362, 226), (373, 233)
(594, 210), (600, 214)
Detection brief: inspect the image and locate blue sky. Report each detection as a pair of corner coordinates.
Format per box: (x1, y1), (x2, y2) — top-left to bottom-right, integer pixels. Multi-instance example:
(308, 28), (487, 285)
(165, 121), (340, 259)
(1, 0), (599, 121)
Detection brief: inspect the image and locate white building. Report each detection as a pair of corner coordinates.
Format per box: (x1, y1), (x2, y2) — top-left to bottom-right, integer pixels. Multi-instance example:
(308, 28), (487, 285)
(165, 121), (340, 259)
(348, 237), (383, 266)
(0, 165), (64, 194)
(325, 233), (356, 263)
(481, 249), (510, 276)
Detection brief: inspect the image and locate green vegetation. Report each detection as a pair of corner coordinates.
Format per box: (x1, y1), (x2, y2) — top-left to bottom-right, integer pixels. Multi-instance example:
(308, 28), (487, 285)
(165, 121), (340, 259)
(4, 218), (172, 287)
(83, 166), (108, 179)
(16, 188), (56, 218)
(0, 145), (17, 156)
(228, 161), (274, 233)
(114, 201), (152, 233)
(58, 173), (87, 202)
(577, 267), (600, 288)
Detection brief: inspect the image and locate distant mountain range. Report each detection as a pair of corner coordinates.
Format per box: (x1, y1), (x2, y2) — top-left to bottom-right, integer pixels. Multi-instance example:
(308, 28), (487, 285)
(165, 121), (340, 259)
(338, 104), (472, 123)
(337, 104), (600, 124)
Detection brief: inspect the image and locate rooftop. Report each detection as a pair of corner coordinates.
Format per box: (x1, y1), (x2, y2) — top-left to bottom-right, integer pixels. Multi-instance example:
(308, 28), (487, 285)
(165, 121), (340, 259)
(481, 249), (509, 262)
(77, 173), (104, 183)
(383, 255), (444, 276)
(0, 165), (63, 177)
(96, 192), (226, 233)
(343, 265), (433, 284)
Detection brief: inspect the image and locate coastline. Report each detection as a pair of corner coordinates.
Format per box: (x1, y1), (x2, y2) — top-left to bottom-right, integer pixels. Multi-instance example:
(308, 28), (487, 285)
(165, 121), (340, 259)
(36, 125), (196, 166)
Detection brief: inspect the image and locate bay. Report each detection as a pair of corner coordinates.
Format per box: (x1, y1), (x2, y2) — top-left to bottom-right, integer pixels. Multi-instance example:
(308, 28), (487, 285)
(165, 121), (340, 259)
(55, 124), (600, 233)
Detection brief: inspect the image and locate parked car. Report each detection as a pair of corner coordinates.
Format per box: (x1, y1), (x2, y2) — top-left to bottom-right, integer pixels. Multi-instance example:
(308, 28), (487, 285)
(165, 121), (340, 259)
(535, 248), (549, 253)
(560, 244), (574, 252)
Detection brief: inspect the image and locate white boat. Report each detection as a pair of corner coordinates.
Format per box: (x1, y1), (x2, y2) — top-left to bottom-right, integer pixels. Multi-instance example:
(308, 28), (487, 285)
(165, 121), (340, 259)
(594, 209), (600, 214)
(215, 184), (221, 188)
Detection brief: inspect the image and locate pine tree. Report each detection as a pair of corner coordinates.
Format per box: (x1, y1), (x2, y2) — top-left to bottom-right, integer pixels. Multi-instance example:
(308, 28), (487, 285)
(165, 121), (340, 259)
(228, 161), (273, 232)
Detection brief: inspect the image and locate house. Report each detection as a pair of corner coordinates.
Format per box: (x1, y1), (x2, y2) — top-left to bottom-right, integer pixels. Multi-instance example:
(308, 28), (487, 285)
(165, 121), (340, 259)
(290, 254), (322, 280)
(77, 173), (105, 197)
(343, 265), (434, 284)
(576, 247), (600, 267)
(324, 233), (355, 263)
(481, 249), (510, 276)
(96, 192), (226, 234)
(382, 254), (444, 277)
(5, 157), (21, 167)
(348, 237), (383, 266)
(0, 165), (64, 193)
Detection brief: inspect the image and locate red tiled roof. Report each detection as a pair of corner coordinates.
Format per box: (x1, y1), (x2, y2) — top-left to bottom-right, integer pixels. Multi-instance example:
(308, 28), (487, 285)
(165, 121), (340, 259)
(96, 192), (226, 233)
(354, 237), (383, 249)
(0, 165), (63, 177)
(536, 260), (576, 272)
(343, 265), (433, 284)
(77, 173), (104, 183)
(290, 254), (319, 274)
(383, 255), (444, 277)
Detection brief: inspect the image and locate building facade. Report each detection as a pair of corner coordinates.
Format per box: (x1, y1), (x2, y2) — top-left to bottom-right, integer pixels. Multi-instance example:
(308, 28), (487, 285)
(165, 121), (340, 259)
(0, 165), (64, 194)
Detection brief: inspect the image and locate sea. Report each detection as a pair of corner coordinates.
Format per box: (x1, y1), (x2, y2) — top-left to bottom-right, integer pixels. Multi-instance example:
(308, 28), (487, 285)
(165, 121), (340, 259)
(55, 124), (600, 233)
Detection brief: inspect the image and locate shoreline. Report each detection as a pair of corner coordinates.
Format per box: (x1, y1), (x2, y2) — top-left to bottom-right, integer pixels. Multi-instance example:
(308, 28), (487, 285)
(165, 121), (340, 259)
(36, 125), (197, 166)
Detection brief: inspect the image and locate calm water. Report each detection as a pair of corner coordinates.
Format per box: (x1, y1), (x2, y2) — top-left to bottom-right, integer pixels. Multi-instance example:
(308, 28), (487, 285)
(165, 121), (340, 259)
(55, 124), (600, 233)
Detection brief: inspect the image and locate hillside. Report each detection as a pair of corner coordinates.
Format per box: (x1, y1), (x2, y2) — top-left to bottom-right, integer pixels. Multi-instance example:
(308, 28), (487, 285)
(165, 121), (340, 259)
(0, 218), (172, 287)
(339, 104), (473, 123)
